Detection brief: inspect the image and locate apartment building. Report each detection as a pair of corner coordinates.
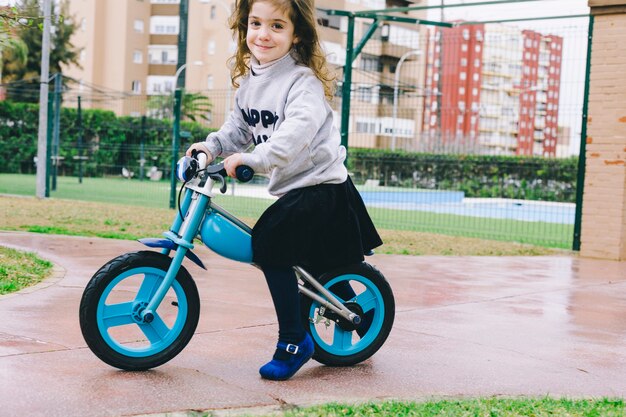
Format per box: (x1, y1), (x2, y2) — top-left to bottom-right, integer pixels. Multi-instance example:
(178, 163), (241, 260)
(423, 23), (563, 156)
(63, 0), (429, 149)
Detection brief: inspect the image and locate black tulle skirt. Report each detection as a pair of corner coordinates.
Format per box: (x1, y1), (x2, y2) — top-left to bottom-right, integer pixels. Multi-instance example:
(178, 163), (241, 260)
(251, 177), (382, 271)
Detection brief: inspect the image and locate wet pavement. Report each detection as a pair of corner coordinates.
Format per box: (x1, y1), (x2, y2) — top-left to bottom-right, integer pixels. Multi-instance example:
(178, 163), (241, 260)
(1, 231), (626, 417)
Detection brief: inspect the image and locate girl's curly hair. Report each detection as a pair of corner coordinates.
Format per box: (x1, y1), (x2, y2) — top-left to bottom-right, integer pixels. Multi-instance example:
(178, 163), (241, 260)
(227, 0), (336, 100)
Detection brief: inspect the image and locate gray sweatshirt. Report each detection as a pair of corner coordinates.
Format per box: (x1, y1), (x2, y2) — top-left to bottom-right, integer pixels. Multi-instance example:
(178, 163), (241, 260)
(204, 51), (347, 197)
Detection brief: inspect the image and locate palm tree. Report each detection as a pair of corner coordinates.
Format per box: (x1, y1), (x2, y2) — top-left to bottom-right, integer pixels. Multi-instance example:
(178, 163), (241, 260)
(147, 92), (213, 122)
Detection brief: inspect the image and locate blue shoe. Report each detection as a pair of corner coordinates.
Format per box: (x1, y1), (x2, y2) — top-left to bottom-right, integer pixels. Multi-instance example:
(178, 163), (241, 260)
(259, 334), (314, 381)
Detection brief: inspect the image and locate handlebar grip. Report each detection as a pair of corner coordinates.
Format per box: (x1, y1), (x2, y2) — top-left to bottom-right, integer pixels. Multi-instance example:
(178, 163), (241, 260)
(235, 165), (254, 183)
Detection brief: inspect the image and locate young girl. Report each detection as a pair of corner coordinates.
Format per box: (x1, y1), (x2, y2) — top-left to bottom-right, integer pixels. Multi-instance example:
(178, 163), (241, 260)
(187, 0), (382, 380)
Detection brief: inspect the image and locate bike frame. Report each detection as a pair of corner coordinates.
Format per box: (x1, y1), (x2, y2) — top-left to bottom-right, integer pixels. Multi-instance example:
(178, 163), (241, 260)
(138, 165), (361, 327)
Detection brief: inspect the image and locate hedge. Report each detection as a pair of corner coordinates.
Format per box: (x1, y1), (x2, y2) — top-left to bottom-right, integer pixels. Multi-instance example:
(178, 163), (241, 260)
(0, 100), (215, 177)
(348, 148), (578, 203)
(0, 101), (579, 203)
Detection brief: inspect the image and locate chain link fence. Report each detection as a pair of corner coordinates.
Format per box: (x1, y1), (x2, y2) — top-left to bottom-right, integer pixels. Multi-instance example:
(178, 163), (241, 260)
(0, 11), (590, 249)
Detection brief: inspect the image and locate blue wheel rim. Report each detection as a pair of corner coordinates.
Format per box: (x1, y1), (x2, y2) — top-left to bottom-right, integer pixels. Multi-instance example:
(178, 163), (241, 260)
(96, 267), (189, 357)
(307, 274), (385, 356)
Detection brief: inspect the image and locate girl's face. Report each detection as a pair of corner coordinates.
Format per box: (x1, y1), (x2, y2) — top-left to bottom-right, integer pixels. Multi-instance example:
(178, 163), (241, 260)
(246, 1), (298, 65)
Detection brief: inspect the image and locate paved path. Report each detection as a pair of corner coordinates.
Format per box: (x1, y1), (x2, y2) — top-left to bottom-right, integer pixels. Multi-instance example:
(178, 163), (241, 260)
(1, 231), (626, 417)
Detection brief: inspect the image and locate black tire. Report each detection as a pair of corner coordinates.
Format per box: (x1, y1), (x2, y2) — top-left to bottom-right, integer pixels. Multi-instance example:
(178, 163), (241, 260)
(300, 262), (394, 366)
(79, 251), (200, 371)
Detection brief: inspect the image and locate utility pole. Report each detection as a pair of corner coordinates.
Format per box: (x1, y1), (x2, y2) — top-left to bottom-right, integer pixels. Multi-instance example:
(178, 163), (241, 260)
(36, 0), (52, 199)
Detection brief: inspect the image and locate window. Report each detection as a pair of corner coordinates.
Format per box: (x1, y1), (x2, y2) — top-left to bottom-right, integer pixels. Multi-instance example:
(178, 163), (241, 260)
(317, 10), (342, 30)
(150, 16), (179, 35)
(359, 54), (382, 73)
(131, 80), (142, 94)
(81, 18), (86, 31)
(207, 40), (216, 55)
(207, 75), (214, 90)
(147, 76), (175, 95)
(210, 5), (216, 19)
(133, 50), (143, 64)
(149, 45), (177, 64)
(134, 19), (144, 33)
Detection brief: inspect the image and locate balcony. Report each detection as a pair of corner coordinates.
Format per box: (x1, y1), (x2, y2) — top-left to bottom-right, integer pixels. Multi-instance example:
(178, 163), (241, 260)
(149, 64), (177, 76)
(150, 34), (178, 45)
(151, 4), (178, 15)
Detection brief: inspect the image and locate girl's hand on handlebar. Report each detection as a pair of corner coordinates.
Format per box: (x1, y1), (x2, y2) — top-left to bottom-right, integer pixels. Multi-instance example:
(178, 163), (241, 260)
(223, 153), (243, 178)
(185, 142), (214, 162)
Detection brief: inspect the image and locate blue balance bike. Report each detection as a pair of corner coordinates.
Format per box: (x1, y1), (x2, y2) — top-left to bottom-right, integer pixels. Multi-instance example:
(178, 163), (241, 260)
(79, 152), (395, 371)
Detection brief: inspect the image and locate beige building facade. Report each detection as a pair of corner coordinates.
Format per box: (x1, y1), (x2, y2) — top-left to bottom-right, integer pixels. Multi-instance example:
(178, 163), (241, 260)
(64, 0), (428, 136)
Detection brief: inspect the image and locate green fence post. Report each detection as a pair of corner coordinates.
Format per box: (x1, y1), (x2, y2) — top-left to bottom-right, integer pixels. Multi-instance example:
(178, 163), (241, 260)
(572, 15), (594, 251)
(77, 96), (84, 184)
(340, 14), (355, 158)
(45, 83), (53, 197)
(170, 88), (183, 209)
(51, 73), (62, 191)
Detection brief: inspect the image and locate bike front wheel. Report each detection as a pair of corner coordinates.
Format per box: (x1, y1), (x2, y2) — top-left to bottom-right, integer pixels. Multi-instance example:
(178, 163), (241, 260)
(300, 262), (395, 367)
(79, 251), (200, 371)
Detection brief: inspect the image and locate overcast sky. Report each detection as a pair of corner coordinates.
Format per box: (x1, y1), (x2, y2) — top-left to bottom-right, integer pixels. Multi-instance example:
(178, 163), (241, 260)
(426, 0), (589, 21)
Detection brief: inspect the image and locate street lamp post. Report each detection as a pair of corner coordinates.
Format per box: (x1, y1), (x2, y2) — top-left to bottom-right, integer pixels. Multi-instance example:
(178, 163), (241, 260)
(392, 50), (421, 151)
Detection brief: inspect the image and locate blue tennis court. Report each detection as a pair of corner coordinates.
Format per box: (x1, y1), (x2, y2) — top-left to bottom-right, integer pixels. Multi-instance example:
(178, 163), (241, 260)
(358, 190), (575, 224)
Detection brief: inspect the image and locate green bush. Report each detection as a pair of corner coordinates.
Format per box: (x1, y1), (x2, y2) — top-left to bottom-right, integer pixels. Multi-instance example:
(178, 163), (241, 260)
(0, 100), (216, 178)
(0, 100), (578, 203)
(348, 148), (578, 203)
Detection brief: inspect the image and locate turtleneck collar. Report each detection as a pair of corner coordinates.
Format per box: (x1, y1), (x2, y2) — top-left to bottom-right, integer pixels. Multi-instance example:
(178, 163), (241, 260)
(250, 50), (294, 76)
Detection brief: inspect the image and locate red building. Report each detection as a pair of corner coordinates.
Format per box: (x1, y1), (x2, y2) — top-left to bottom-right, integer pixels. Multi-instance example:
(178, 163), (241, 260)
(423, 24), (563, 156)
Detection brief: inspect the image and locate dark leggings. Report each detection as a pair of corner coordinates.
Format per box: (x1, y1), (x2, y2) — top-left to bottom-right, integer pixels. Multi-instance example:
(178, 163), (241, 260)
(261, 265), (359, 345)
(261, 265), (306, 344)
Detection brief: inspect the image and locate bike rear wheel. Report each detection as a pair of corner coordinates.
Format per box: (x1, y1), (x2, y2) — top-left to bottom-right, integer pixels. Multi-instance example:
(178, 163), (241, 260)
(300, 262), (394, 366)
(79, 251), (200, 371)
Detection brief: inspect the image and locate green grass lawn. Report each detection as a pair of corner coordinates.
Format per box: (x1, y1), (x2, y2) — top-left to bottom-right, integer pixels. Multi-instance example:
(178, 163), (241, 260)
(0, 246), (53, 295)
(0, 173), (573, 249)
(275, 398), (626, 417)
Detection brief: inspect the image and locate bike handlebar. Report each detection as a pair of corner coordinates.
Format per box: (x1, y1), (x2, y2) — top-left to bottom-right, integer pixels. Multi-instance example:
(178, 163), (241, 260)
(206, 163), (254, 183)
(189, 149), (254, 183)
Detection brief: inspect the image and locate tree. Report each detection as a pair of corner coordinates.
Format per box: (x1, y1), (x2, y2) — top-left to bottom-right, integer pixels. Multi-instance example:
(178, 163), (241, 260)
(0, 35), (27, 84)
(1, 6), (30, 90)
(1, 0), (80, 102)
(147, 92), (213, 123)
(0, 5), (30, 36)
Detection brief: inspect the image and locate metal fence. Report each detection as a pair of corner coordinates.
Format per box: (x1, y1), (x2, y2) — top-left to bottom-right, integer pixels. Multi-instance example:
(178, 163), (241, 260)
(0, 8), (590, 250)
